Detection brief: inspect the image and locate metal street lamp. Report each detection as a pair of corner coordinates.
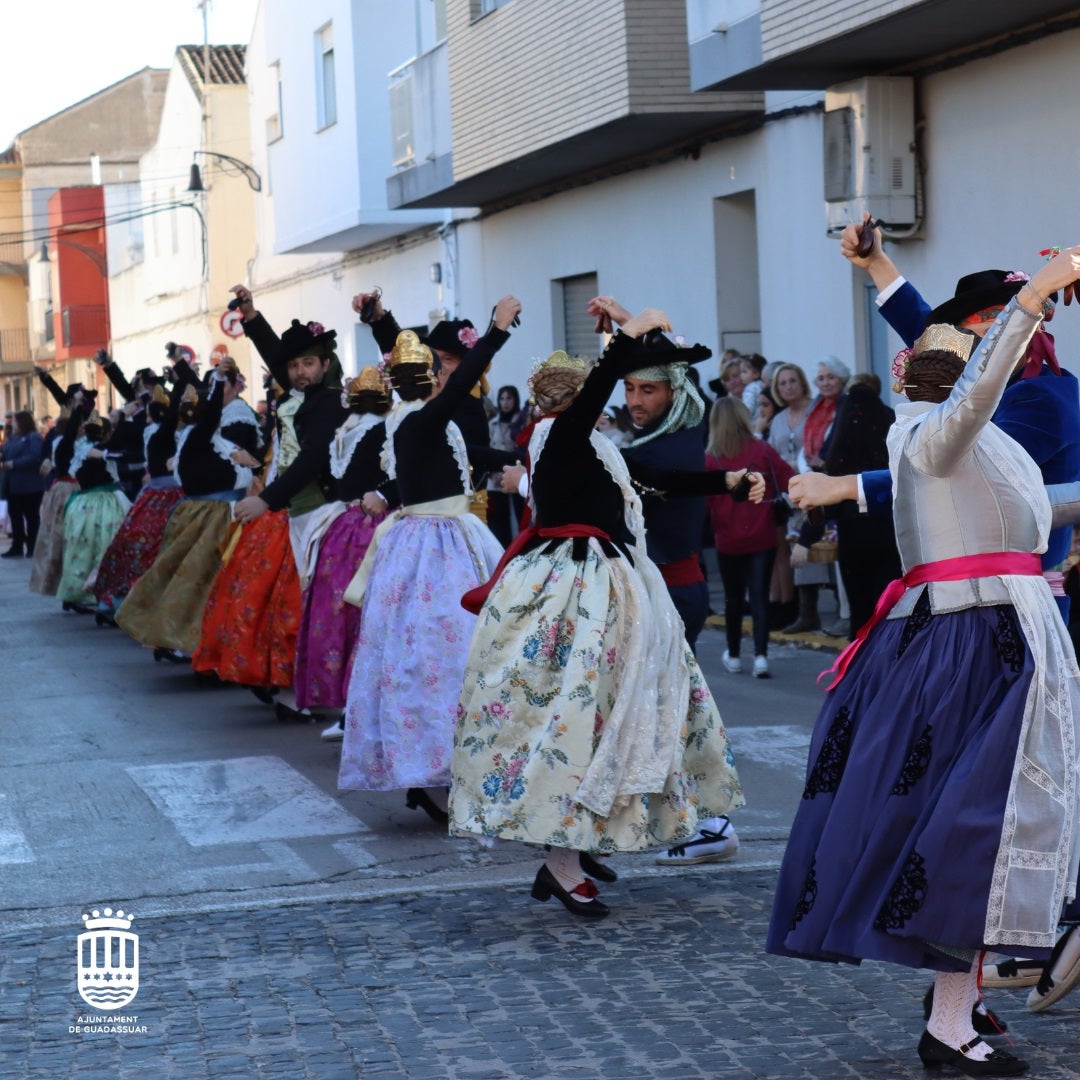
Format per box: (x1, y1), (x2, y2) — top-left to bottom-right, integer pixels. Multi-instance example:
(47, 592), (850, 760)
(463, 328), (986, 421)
(187, 151), (262, 193)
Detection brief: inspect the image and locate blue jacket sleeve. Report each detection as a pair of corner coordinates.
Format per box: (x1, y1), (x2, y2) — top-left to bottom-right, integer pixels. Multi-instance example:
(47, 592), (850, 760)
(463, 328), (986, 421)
(861, 469), (894, 516)
(879, 281), (932, 348)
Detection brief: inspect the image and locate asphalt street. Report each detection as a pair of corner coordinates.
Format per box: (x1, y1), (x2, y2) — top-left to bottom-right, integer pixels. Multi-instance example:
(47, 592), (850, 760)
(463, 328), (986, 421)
(2, 558), (1078, 1079)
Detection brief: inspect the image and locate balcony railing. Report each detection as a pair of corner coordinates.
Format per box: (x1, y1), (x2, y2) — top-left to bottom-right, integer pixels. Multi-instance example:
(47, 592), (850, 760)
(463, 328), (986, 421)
(0, 231), (27, 275)
(388, 42), (451, 171)
(0, 327), (31, 367)
(61, 305), (108, 349)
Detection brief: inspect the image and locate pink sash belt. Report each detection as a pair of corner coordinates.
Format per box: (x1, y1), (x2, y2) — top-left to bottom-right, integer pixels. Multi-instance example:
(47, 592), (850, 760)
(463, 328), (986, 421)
(820, 551), (1042, 691)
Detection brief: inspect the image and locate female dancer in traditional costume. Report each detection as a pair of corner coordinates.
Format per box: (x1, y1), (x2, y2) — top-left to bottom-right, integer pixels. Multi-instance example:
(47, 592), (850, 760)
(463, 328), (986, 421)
(294, 367), (395, 734)
(93, 365), (201, 620)
(338, 298), (517, 822)
(767, 248), (1080, 1076)
(117, 363), (260, 659)
(450, 306), (752, 917)
(29, 371), (87, 596)
(55, 401), (131, 611)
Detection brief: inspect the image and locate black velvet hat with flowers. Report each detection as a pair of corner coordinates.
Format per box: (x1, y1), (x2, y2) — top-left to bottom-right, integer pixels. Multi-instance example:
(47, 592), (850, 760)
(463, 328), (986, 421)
(926, 269), (1038, 328)
(278, 319), (338, 363)
(276, 319), (343, 390)
(424, 319), (476, 359)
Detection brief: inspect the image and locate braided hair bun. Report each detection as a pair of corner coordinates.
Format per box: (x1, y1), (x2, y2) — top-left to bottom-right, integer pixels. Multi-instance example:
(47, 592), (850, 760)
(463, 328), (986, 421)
(904, 350), (967, 404)
(531, 366), (587, 414)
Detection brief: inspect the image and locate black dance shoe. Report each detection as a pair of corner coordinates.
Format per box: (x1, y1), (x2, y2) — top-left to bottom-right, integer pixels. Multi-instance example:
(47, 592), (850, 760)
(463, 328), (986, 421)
(153, 647), (190, 664)
(405, 788), (449, 824)
(94, 612), (116, 628)
(249, 685), (279, 705)
(917, 1031), (1028, 1076)
(274, 701), (318, 723)
(923, 986), (1007, 1035)
(579, 851), (618, 883)
(1, 548), (24, 559)
(530, 864), (610, 918)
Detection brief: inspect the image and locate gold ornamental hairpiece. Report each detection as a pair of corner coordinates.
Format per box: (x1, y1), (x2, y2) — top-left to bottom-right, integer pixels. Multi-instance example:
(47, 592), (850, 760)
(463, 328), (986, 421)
(349, 366), (385, 395)
(913, 323), (977, 363)
(389, 330), (432, 368)
(528, 350), (592, 380)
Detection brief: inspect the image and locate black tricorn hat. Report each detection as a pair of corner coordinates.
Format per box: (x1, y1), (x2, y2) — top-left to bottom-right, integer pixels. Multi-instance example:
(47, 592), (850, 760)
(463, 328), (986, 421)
(625, 330), (713, 370)
(278, 319), (337, 364)
(424, 318), (475, 359)
(925, 269), (1042, 328)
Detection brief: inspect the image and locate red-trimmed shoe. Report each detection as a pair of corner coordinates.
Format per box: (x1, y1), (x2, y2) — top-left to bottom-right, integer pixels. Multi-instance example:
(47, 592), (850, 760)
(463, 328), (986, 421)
(531, 865), (609, 918)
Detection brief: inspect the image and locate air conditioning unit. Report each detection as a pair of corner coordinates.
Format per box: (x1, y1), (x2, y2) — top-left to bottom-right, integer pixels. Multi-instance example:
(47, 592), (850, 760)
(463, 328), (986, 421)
(823, 76), (916, 237)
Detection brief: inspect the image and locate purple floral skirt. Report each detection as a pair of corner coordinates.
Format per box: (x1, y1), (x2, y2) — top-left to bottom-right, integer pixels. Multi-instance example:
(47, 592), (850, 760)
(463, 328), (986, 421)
(295, 507), (383, 710)
(338, 513), (502, 792)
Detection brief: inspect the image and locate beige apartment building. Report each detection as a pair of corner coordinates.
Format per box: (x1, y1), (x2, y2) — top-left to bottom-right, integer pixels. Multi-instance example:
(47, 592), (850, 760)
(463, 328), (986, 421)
(3, 68), (168, 420)
(106, 45), (257, 390)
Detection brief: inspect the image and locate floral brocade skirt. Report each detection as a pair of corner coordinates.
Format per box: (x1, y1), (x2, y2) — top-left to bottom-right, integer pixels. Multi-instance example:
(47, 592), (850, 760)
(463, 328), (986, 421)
(449, 539), (744, 853)
(766, 592), (1055, 974)
(58, 488), (131, 606)
(295, 506), (384, 711)
(116, 498), (234, 654)
(192, 510), (301, 688)
(29, 479), (77, 596)
(93, 483), (185, 615)
(338, 513), (503, 792)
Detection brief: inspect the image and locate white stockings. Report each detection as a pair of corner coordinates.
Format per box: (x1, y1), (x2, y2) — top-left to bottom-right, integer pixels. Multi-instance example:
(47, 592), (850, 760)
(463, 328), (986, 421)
(927, 961), (993, 1062)
(545, 846), (585, 892)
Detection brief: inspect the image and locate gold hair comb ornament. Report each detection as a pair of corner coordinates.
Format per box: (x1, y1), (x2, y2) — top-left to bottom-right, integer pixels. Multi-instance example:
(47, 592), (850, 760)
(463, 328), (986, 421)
(913, 323), (977, 362)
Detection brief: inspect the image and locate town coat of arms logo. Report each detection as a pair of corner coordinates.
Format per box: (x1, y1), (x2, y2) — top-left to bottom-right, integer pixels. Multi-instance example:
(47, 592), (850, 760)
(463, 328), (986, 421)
(77, 908), (139, 1010)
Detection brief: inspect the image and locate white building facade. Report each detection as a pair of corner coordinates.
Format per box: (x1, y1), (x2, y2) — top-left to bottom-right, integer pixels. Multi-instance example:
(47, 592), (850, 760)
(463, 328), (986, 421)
(243, 0), (1080, 400)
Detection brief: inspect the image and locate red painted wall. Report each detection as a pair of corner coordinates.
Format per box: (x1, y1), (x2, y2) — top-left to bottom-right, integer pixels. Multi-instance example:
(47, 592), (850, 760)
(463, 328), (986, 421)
(48, 187), (110, 362)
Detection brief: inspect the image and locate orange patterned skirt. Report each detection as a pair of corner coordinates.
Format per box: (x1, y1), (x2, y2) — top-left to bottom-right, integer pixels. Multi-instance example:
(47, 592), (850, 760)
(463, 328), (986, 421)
(192, 510), (301, 688)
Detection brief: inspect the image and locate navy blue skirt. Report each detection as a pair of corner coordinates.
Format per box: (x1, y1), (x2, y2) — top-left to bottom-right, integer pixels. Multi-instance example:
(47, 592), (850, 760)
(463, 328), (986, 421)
(767, 589), (1055, 973)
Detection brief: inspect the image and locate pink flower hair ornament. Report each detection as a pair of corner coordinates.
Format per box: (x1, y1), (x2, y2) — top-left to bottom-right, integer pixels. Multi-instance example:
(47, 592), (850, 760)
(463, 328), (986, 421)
(457, 326), (479, 349)
(891, 346), (914, 394)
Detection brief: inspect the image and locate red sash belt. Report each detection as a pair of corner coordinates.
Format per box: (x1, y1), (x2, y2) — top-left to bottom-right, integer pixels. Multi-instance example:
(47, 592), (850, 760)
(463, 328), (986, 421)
(820, 551), (1043, 691)
(461, 524), (612, 615)
(658, 552), (705, 588)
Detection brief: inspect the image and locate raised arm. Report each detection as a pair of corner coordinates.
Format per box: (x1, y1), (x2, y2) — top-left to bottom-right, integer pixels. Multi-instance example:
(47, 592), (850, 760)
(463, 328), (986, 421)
(418, 296), (519, 428)
(907, 300), (1043, 477)
(353, 291), (402, 357)
(839, 213), (928, 346)
(230, 285), (289, 390)
(96, 350), (135, 403)
(36, 366), (68, 408)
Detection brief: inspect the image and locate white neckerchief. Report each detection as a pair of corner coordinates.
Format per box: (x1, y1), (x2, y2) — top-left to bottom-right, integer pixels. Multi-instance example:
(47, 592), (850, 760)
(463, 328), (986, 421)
(172, 396), (256, 491)
(71, 436), (119, 483)
(70, 435), (94, 476)
(331, 412), (383, 480)
(381, 399), (471, 492)
(212, 394), (258, 490)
